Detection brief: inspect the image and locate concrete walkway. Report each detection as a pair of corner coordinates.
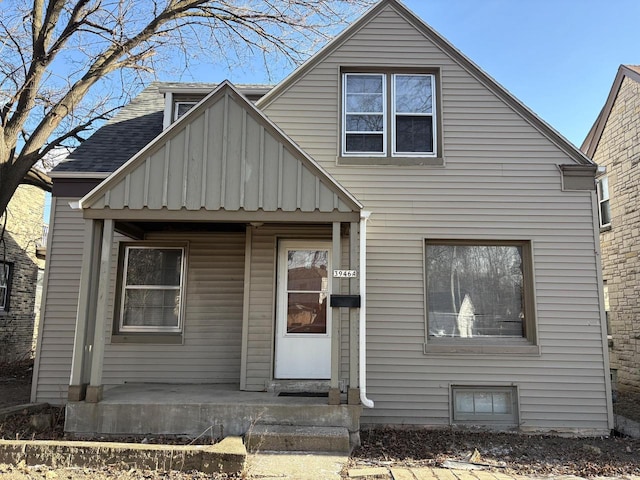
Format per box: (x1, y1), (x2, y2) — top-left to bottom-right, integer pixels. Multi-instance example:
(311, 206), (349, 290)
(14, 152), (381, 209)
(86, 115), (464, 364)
(344, 465), (640, 480)
(244, 455), (640, 480)
(247, 453), (348, 479)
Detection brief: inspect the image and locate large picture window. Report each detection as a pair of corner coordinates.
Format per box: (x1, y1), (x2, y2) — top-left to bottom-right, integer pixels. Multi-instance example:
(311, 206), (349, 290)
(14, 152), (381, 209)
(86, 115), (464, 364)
(342, 72), (436, 158)
(0, 262), (11, 311)
(425, 240), (535, 344)
(117, 245), (185, 333)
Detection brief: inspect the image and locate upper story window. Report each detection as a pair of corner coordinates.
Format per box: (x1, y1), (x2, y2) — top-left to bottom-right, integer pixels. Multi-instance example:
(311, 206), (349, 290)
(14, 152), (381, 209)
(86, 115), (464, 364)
(342, 71), (438, 163)
(425, 240), (537, 350)
(0, 262), (11, 311)
(597, 176), (611, 228)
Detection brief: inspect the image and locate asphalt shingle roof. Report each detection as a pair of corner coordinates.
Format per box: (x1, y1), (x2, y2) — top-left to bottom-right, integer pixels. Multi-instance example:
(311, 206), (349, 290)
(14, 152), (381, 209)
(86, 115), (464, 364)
(54, 83), (165, 173)
(53, 82), (272, 174)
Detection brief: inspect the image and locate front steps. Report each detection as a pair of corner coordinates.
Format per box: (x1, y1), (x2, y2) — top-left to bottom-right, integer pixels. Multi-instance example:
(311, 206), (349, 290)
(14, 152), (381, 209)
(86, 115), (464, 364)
(245, 425), (351, 454)
(65, 384), (362, 452)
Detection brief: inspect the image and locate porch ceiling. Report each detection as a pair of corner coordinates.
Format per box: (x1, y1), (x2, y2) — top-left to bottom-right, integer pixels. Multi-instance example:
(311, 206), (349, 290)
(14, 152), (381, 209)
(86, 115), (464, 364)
(79, 81), (362, 222)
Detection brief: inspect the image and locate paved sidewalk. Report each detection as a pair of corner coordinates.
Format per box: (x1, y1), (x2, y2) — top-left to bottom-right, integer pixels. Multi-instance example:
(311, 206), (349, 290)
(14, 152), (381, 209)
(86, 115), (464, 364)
(241, 455), (640, 480)
(345, 466), (640, 480)
(247, 453), (348, 479)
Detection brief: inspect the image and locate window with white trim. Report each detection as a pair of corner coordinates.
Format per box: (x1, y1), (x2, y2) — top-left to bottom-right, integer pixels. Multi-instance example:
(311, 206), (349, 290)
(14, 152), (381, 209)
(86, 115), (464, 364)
(173, 101), (197, 121)
(451, 386), (518, 425)
(342, 72), (436, 158)
(425, 240), (535, 344)
(117, 245), (186, 333)
(0, 262), (11, 312)
(597, 176), (611, 228)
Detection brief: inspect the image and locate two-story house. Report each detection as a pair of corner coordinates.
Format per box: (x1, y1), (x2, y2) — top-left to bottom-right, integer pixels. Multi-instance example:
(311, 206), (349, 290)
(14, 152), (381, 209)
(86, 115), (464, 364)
(31, 0), (612, 445)
(582, 65), (640, 397)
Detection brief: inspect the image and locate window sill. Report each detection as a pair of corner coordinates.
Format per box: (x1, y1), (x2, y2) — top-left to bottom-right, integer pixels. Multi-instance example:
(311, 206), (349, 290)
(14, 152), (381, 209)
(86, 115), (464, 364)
(337, 156), (444, 167)
(423, 342), (540, 356)
(111, 333), (183, 344)
(600, 225), (612, 233)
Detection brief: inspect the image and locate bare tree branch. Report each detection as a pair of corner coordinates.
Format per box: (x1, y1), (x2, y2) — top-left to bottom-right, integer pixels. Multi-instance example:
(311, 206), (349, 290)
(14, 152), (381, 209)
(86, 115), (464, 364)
(0, 0), (375, 217)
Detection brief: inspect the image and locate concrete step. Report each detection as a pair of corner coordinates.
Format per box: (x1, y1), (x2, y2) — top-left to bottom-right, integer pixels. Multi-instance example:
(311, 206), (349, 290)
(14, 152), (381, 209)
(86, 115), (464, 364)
(245, 425), (351, 454)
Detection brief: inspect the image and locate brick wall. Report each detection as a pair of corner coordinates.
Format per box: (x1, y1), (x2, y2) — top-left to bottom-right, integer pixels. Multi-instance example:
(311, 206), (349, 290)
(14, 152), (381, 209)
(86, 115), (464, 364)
(0, 185), (46, 362)
(594, 76), (640, 395)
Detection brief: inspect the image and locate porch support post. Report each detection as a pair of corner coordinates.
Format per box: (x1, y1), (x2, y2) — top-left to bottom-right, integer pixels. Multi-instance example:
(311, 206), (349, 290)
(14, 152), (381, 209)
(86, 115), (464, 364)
(329, 221), (342, 405)
(348, 221), (361, 405)
(86, 218), (114, 403)
(68, 219), (102, 402)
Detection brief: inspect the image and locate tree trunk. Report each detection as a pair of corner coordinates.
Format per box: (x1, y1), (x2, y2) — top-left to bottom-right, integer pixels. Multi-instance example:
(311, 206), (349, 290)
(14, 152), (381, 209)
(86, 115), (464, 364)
(0, 157), (34, 219)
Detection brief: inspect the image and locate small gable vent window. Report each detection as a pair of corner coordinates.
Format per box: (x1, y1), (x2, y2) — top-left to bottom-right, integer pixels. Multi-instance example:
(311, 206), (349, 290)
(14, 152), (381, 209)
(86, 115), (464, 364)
(341, 71), (440, 165)
(597, 176), (611, 228)
(174, 101), (198, 121)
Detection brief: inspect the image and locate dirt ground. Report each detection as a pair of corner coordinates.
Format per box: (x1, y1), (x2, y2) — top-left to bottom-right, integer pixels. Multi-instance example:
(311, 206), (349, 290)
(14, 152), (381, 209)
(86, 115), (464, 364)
(2, 361), (640, 478)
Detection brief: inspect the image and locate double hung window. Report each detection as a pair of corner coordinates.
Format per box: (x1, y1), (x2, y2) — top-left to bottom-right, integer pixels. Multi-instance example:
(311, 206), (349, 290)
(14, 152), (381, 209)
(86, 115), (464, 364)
(342, 72), (436, 157)
(0, 262), (11, 311)
(117, 245), (185, 333)
(597, 176), (611, 228)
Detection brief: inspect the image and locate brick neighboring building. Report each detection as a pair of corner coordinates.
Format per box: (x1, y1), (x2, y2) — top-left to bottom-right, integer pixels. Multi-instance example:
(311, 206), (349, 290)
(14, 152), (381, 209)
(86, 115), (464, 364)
(1, 184), (46, 362)
(582, 65), (640, 395)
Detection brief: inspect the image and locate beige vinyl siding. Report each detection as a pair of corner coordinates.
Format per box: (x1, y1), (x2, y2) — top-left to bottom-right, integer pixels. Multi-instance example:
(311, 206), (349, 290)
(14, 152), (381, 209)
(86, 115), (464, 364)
(33, 202), (246, 401)
(32, 198), (83, 404)
(102, 232), (245, 385)
(262, 4), (609, 431)
(244, 224), (353, 391)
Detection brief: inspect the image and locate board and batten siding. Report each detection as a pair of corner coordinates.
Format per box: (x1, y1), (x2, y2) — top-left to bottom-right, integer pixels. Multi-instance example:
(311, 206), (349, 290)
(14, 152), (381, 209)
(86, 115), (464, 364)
(83, 87), (356, 216)
(261, 4), (609, 431)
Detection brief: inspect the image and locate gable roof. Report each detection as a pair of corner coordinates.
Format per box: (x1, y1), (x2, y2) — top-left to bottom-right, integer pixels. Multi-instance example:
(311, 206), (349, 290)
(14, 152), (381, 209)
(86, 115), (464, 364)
(258, 0), (593, 166)
(52, 82), (272, 175)
(80, 81), (362, 215)
(581, 65), (640, 158)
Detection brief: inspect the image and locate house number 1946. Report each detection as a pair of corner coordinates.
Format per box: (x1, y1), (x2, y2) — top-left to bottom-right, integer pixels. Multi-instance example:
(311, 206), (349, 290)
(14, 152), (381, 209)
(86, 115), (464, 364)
(333, 270), (357, 278)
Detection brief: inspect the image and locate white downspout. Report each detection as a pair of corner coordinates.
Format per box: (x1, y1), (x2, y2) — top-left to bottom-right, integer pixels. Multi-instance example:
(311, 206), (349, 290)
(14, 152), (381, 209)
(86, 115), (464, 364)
(359, 210), (374, 408)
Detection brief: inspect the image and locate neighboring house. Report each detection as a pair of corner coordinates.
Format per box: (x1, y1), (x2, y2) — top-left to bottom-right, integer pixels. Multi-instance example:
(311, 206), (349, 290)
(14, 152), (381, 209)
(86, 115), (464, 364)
(582, 65), (640, 396)
(32, 0), (612, 443)
(1, 184), (46, 363)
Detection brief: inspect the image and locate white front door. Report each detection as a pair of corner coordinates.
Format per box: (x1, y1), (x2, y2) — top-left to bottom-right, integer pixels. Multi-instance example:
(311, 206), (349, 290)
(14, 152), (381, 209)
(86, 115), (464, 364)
(274, 241), (332, 379)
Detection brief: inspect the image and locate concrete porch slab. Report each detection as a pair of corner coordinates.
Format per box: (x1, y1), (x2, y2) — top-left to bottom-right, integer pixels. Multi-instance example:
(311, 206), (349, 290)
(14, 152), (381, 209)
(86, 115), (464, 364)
(65, 383), (362, 448)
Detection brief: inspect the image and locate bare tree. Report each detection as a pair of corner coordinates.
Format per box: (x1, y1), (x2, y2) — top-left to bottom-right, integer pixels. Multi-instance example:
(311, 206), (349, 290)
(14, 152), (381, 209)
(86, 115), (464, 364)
(0, 0), (373, 217)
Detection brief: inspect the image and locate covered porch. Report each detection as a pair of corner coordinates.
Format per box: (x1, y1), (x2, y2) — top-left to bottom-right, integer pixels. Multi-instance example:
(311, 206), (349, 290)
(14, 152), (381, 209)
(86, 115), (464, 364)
(64, 82), (371, 442)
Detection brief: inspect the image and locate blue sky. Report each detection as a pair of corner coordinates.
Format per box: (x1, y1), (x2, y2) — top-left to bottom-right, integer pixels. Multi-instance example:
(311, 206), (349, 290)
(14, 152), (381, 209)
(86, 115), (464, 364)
(160, 0), (639, 149)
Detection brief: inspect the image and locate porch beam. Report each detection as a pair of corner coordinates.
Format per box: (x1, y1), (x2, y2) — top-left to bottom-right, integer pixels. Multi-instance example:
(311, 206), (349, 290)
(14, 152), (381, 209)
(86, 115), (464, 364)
(83, 208), (360, 223)
(348, 221), (360, 405)
(329, 221), (342, 404)
(68, 219), (102, 401)
(86, 218), (115, 403)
